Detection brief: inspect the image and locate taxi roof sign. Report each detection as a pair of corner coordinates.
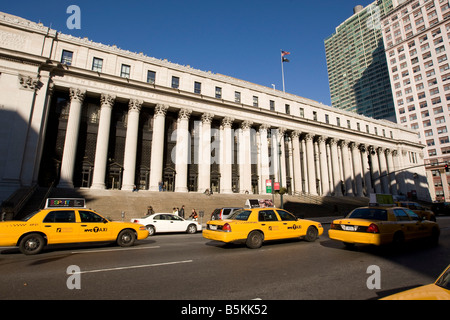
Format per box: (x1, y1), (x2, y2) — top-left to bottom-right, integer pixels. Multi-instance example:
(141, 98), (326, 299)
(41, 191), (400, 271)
(369, 194), (395, 207)
(45, 198), (86, 209)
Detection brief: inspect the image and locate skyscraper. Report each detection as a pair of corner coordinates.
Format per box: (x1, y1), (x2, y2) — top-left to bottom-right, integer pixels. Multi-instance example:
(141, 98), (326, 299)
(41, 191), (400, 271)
(325, 0), (396, 121)
(381, 0), (450, 201)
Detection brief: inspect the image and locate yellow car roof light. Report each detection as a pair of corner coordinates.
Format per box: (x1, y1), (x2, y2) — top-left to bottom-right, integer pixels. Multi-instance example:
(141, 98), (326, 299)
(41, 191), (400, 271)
(44, 198), (86, 209)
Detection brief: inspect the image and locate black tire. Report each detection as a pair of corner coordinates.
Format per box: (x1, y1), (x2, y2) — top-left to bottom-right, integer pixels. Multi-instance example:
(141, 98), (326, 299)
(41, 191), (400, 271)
(186, 224), (197, 234)
(19, 233), (45, 255)
(246, 231), (264, 249)
(392, 231), (405, 249)
(117, 229), (136, 247)
(304, 226), (318, 242)
(146, 225), (156, 236)
(430, 227), (440, 246)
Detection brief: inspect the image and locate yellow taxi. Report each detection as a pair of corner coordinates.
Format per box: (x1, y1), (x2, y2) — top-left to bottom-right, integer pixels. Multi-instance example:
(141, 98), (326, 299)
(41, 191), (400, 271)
(328, 206), (440, 247)
(381, 264), (450, 300)
(394, 201), (436, 221)
(203, 207), (323, 249)
(0, 198), (149, 255)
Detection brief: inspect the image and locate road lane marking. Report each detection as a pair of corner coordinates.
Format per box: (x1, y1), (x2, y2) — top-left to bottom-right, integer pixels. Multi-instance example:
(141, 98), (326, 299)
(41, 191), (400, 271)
(75, 260), (193, 274)
(71, 246), (160, 254)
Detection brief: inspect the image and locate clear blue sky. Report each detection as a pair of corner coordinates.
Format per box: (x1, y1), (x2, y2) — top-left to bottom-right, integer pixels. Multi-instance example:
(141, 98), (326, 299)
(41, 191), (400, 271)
(2, 0), (374, 106)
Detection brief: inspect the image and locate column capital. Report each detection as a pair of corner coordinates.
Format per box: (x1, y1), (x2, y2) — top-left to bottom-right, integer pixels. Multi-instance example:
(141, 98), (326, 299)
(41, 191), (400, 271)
(100, 93), (116, 108)
(221, 117), (234, 129)
(19, 74), (41, 91)
(316, 135), (327, 144)
(178, 108), (192, 121)
(154, 104), (169, 117)
(201, 113), (214, 124)
(128, 99), (143, 112)
(376, 147), (384, 155)
(241, 120), (253, 130)
(339, 140), (350, 148)
(277, 127), (287, 137)
(303, 133), (314, 141)
(328, 137), (338, 146)
(291, 130), (301, 139)
(259, 123), (270, 133)
(69, 88), (86, 102)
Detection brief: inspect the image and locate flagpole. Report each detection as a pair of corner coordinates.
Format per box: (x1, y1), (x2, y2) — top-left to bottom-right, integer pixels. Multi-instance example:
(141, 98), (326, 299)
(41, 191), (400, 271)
(281, 50), (286, 93)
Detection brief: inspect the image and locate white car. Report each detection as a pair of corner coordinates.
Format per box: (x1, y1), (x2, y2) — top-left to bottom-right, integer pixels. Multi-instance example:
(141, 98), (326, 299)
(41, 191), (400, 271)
(131, 213), (202, 236)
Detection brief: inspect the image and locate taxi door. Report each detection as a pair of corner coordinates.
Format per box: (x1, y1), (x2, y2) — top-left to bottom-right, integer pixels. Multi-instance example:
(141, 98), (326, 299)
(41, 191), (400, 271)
(42, 210), (78, 244)
(276, 209), (303, 238)
(77, 210), (112, 242)
(257, 210), (283, 240)
(393, 208), (417, 241)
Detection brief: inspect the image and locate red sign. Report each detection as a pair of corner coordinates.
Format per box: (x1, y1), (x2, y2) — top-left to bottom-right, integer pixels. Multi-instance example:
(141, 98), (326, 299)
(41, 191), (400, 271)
(274, 182), (280, 191)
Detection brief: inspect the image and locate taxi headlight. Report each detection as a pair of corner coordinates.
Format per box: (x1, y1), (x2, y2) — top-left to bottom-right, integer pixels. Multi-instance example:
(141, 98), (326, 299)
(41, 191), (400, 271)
(139, 226), (147, 231)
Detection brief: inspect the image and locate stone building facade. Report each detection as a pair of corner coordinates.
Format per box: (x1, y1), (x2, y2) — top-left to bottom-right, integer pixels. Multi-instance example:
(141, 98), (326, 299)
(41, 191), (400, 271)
(0, 11), (430, 202)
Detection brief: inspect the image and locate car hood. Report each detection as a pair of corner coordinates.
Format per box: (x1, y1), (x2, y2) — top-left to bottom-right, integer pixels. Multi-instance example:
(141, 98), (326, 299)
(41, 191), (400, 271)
(381, 284), (450, 300)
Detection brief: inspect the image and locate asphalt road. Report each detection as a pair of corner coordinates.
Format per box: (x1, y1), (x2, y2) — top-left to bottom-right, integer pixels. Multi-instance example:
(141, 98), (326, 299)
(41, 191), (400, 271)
(0, 217), (449, 301)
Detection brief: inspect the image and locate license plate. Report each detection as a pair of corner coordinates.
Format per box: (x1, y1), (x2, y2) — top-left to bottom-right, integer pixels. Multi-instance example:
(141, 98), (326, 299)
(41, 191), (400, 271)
(344, 225), (356, 231)
(209, 225), (217, 230)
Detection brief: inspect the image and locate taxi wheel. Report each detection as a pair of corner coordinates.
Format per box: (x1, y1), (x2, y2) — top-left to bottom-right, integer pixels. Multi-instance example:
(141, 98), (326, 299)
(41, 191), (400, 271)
(19, 233), (45, 255)
(186, 224), (197, 234)
(117, 229), (136, 247)
(304, 226), (318, 242)
(246, 231), (264, 249)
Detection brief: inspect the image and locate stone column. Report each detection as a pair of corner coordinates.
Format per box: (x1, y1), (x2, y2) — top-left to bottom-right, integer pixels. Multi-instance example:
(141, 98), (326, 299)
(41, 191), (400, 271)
(350, 142), (364, 197)
(378, 147), (389, 194)
(340, 140), (354, 196)
(198, 113), (214, 193)
(277, 127), (287, 190)
(259, 124), (270, 194)
(91, 93), (116, 189)
(174, 108), (192, 193)
(304, 133), (317, 195)
(360, 145), (373, 195)
(58, 88), (86, 188)
(239, 121), (253, 194)
(317, 136), (330, 196)
(291, 131), (302, 194)
(370, 146), (382, 194)
(329, 138), (343, 196)
(385, 149), (397, 195)
(393, 150), (406, 195)
(149, 104), (169, 191)
(122, 99), (143, 191)
(220, 117), (234, 194)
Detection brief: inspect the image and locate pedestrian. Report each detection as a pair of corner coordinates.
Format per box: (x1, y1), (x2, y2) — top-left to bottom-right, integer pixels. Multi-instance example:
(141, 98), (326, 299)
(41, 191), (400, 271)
(179, 205), (185, 219)
(173, 207), (178, 215)
(190, 209), (198, 220)
(146, 206), (154, 217)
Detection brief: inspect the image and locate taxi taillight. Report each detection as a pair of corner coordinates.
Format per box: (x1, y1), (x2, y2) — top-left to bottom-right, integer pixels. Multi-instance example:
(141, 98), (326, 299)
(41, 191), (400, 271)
(366, 223), (379, 233)
(222, 223), (231, 232)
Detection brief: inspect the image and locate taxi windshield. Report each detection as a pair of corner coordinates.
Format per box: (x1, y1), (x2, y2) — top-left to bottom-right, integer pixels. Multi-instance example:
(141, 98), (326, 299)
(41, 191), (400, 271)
(347, 208), (388, 221)
(229, 209), (252, 221)
(435, 267), (450, 290)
